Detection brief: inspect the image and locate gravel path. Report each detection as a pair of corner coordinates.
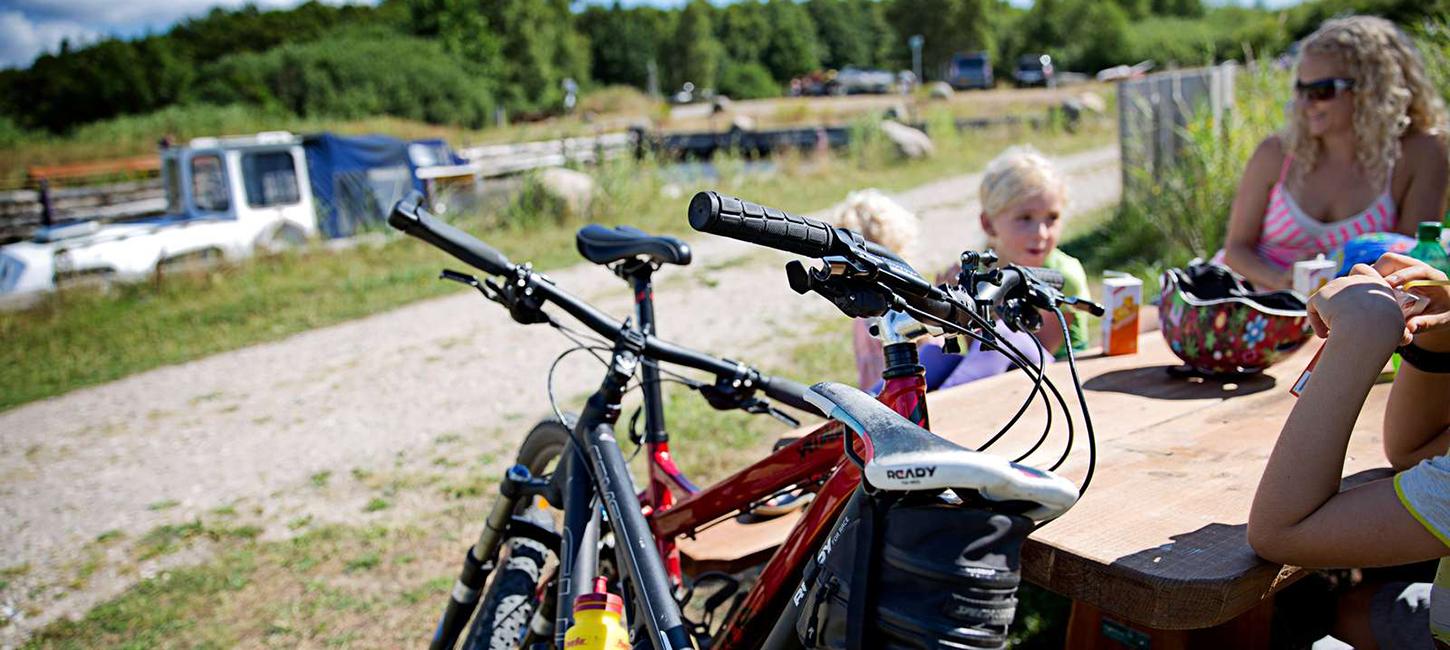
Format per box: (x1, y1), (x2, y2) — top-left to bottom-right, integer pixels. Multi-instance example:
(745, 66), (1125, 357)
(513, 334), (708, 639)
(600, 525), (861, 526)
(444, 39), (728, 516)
(0, 145), (1119, 644)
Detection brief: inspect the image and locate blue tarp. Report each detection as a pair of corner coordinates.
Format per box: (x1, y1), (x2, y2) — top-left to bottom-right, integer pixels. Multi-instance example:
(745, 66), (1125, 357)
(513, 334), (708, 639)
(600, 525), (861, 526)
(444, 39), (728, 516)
(304, 133), (426, 239)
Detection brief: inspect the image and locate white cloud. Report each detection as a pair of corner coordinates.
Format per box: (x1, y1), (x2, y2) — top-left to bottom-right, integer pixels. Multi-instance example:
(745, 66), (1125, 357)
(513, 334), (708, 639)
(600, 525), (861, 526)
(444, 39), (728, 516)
(0, 0), (374, 70)
(0, 10), (100, 69)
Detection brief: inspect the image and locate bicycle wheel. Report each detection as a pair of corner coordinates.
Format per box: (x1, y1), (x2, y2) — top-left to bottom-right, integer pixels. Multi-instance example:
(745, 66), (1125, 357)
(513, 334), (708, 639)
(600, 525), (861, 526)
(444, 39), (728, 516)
(461, 418), (571, 650)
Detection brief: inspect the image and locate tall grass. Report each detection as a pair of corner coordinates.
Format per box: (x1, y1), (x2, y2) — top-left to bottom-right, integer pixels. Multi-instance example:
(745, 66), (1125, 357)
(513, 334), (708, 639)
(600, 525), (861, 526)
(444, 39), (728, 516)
(1064, 63), (1288, 283)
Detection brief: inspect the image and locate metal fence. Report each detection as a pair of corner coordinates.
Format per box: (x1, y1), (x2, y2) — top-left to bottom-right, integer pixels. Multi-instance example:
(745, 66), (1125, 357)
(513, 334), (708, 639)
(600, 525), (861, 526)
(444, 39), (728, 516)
(1117, 63), (1237, 199)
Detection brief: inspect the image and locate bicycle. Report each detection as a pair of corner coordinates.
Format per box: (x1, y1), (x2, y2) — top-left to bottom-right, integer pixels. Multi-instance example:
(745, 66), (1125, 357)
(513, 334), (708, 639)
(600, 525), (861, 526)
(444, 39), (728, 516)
(390, 190), (1103, 649)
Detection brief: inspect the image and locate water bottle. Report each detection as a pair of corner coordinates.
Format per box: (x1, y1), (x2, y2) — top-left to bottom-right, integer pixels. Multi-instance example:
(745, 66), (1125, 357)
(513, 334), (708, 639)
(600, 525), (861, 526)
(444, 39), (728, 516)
(1408, 221), (1450, 276)
(563, 577), (630, 650)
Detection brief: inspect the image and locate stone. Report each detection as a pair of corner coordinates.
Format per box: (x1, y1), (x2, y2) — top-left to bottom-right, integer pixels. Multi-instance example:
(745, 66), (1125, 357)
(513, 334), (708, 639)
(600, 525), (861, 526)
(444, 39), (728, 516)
(879, 120), (934, 159)
(537, 167), (595, 218)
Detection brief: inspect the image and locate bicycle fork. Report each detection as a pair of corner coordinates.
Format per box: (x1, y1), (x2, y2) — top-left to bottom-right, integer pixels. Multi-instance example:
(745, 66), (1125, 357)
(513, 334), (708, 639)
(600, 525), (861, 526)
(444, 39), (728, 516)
(430, 464), (556, 650)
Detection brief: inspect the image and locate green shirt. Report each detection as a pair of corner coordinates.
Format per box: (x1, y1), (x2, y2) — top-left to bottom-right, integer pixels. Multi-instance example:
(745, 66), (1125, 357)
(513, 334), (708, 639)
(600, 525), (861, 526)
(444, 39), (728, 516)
(1042, 249), (1091, 358)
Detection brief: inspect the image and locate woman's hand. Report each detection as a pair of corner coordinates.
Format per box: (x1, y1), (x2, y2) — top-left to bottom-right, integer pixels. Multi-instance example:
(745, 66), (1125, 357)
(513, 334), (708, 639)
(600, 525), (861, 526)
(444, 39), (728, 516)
(1306, 264), (1411, 346)
(1374, 253), (1450, 349)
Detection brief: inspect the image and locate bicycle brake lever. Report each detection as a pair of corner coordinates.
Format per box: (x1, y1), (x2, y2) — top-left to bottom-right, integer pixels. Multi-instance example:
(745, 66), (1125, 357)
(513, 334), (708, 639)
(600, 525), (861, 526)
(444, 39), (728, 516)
(441, 269), (502, 302)
(741, 398), (801, 428)
(1062, 296), (1106, 317)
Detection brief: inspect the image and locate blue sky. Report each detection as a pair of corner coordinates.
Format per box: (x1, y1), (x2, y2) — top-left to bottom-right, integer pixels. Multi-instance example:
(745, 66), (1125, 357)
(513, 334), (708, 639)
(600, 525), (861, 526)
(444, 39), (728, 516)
(0, 0), (1304, 70)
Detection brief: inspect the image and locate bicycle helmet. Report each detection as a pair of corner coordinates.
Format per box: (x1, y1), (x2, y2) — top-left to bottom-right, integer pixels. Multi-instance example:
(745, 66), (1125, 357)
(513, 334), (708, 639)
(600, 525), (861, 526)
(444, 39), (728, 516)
(1331, 232), (1415, 276)
(1159, 262), (1312, 376)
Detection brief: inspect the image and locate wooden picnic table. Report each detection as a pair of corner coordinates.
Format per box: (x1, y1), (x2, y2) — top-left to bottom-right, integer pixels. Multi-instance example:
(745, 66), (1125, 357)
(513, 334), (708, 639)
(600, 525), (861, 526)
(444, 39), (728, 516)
(679, 328), (1394, 647)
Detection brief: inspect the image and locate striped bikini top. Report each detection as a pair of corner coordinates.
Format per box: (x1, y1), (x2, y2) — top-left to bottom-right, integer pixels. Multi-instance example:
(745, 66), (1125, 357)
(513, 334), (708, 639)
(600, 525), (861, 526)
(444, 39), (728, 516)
(1257, 155), (1397, 270)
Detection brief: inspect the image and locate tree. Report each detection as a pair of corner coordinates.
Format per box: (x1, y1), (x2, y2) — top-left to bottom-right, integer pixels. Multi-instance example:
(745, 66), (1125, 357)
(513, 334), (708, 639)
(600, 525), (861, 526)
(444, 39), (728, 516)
(582, 4), (671, 89)
(671, 0), (724, 91)
(885, 0), (998, 80)
(761, 0), (821, 80)
(807, 0), (894, 69)
(718, 1), (769, 67)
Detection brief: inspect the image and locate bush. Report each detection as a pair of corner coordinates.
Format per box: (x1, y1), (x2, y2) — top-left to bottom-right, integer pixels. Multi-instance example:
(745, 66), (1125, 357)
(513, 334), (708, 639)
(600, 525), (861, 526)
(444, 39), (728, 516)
(1065, 64), (1288, 274)
(0, 115), (29, 149)
(717, 63), (781, 100)
(196, 29), (495, 128)
(577, 85), (659, 116)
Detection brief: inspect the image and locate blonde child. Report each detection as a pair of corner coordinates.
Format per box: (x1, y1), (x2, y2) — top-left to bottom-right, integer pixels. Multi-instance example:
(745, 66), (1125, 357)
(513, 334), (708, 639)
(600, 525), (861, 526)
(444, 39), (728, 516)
(954, 146), (1091, 357)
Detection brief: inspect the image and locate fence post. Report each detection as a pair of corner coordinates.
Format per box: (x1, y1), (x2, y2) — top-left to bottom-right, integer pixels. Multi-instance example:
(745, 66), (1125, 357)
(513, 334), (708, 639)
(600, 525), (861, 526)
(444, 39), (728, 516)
(39, 179), (53, 227)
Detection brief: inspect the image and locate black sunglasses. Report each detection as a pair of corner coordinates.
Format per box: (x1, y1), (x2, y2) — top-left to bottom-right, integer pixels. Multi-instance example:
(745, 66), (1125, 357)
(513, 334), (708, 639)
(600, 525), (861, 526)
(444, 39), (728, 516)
(1295, 77), (1355, 102)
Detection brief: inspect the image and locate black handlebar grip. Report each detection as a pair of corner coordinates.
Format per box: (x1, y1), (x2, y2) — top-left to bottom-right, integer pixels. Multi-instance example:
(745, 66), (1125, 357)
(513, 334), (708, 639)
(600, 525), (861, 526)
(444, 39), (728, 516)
(757, 375), (821, 416)
(1021, 266), (1065, 291)
(389, 192), (514, 277)
(688, 191), (837, 258)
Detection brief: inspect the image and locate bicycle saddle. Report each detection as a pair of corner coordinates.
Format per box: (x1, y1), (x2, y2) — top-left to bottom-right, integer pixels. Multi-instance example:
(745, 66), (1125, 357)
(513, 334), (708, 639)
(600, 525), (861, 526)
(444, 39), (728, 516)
(575, 224), (692, 266)
(804, 382), (1079, 521)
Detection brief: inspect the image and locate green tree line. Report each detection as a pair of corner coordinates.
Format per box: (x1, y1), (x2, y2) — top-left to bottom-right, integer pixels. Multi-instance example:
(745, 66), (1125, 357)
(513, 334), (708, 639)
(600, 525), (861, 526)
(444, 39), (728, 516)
(0, 0), (1444, 136)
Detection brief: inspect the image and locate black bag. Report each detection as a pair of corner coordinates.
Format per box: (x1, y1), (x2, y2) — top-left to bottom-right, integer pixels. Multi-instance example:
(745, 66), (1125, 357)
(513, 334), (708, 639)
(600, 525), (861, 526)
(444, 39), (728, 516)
(795, 490), (1034, 650)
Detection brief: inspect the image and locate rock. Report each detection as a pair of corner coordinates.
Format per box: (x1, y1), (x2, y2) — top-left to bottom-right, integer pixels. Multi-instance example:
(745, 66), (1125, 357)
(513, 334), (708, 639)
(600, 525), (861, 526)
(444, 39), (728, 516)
(927, 81), (954, 100)
(538, 167), (596, 218)
(879, 120), (935, 159)
(1077, 91), (1107, 114)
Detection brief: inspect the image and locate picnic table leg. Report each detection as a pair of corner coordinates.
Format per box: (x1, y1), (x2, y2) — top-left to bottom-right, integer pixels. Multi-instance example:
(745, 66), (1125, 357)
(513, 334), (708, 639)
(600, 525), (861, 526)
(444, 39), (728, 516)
(1064, 598), (1274, 649)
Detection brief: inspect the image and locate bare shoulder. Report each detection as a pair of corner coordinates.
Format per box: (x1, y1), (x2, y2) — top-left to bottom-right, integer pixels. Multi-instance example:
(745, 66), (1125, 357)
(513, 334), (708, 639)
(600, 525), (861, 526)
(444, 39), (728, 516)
(1400, 132), (1449, 170)
(1243, 135), (1287, 181)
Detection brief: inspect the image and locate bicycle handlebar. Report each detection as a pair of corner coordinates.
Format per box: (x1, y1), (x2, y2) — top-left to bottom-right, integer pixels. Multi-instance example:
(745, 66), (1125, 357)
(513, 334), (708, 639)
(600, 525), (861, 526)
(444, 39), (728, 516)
(389, 192), (514, 277)
(688, 191), (841, 258)
(388, 192), (820, 416)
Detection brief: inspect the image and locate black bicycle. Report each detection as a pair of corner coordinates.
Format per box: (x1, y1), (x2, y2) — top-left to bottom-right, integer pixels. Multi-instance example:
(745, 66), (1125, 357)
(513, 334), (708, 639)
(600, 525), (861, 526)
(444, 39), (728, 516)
(392, 190), (1100, 650)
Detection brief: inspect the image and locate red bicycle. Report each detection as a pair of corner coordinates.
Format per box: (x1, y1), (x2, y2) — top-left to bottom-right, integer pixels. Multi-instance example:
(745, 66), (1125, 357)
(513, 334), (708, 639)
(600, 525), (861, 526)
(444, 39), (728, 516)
(392, 190), (1101, 650)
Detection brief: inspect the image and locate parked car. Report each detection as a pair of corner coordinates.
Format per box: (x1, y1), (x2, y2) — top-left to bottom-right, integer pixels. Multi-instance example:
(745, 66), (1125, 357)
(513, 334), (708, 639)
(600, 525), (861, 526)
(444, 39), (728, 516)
(946, 51), (993, 90)
(835, 67), (895, 95)
(1013, 54), (1055, 88)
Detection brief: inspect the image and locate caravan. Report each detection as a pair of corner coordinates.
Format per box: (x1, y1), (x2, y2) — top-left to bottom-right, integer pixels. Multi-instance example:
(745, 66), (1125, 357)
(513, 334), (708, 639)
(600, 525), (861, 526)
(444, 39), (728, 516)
(0, 131), (461, 301)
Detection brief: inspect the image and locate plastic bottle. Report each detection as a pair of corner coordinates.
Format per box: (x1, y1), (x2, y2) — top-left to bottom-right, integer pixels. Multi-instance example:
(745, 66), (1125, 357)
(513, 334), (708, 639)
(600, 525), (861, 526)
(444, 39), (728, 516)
(563, 577), (630, 650)
(1408, 221), (1450, 276)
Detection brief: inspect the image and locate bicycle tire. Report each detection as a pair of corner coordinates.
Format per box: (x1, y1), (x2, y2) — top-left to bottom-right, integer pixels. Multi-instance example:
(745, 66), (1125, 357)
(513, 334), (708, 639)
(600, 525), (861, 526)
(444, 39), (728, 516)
(461, 418), (571, 650)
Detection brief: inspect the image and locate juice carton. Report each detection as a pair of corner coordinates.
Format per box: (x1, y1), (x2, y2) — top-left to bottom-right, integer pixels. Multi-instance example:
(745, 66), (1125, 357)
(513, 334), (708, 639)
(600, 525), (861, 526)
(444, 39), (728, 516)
(1101, 273), (1141, 356)
(1292, 255), (1337, 297)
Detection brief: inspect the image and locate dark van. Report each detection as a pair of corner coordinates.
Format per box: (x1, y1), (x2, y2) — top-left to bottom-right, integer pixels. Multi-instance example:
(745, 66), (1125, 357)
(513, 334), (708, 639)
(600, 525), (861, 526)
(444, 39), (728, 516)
(947, 51), (993, 90)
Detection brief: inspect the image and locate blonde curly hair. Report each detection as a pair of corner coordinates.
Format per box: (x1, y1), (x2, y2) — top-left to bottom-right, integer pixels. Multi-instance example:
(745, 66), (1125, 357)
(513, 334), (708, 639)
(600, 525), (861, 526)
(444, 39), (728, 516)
(830, 188), (919, 261)
(979, 145), (1068, 217)
(1285, 15), (1449, 189)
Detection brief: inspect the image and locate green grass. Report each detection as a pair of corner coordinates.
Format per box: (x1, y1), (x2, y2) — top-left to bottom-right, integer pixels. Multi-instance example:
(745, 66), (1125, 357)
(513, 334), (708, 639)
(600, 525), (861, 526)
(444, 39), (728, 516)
(0, 120), (1112, 412)
(18, 321), (1074, 646)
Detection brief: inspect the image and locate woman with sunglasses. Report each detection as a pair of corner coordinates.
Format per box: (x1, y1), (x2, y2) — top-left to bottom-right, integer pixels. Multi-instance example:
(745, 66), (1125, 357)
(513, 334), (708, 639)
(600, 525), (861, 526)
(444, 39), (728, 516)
(1221, 15), (1447, 291)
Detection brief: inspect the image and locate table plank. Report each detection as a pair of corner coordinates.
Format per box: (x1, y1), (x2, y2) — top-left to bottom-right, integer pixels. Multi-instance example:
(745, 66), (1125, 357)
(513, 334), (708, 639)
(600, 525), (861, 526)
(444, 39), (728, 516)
(926, 332), (1389, 629)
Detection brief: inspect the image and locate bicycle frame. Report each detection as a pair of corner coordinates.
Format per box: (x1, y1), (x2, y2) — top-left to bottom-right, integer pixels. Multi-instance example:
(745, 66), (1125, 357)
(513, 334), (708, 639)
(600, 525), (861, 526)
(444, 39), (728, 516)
(638, 345), (931, 650)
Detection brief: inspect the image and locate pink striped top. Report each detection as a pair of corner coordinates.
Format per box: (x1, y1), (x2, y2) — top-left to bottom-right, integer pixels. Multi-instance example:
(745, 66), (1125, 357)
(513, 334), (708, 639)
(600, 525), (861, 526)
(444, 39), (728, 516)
(1255, 156), (1397, 270)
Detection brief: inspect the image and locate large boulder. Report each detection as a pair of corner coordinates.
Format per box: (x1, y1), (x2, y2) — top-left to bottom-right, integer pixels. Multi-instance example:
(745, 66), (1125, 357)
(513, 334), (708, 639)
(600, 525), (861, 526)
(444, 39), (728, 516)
(879, 120), (935, 160)
(538, 167), (596, 218)
(927, 81), (954, 100)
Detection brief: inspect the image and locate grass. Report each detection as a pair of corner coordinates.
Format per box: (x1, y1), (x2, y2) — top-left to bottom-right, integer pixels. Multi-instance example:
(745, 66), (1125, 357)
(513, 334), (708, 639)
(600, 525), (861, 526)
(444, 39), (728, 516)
(0, 118), (1113, 412)
(17, 317), (1078, 647)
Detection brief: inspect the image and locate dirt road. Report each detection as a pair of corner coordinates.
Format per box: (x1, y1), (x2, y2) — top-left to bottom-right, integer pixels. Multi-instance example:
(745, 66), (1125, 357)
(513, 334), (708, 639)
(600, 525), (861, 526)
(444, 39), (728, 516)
(0, 145), (1119, 644)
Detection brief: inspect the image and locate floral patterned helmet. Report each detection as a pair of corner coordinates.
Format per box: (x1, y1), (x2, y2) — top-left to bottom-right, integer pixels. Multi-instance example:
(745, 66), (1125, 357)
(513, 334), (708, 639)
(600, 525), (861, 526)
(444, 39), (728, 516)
(1159, 262), (1313, 376)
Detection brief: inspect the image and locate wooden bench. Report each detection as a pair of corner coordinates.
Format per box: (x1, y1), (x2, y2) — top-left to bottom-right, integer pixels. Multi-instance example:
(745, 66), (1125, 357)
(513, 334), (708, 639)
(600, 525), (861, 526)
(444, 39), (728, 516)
(679, 330), (1393, 647)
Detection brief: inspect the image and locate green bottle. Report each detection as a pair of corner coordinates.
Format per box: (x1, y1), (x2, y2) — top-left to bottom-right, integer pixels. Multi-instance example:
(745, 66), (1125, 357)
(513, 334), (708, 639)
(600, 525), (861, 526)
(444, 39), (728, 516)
(1408, 221), (1450, 275)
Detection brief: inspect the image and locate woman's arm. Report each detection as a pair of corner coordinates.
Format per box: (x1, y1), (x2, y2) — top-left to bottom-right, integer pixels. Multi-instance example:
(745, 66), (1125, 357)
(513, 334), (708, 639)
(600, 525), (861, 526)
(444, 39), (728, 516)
(1223, 137), (1292, 290)
(1392, 133), (1449, 235)
(1248, 270), (1446, 567)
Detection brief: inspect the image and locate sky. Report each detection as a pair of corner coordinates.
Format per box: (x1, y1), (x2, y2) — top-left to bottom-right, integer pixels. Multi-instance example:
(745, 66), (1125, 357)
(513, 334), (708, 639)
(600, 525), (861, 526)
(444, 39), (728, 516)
(0, 0), (1305, 70)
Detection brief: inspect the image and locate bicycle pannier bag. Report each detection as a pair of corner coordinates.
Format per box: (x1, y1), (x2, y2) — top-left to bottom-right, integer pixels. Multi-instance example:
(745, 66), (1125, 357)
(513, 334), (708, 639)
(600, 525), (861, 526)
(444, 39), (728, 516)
(795, 492), (1033, 650)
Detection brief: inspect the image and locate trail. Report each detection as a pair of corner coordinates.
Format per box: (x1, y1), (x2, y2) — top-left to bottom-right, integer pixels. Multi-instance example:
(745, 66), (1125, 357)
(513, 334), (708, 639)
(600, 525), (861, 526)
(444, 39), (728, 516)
(0, 145), (1119, 644)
